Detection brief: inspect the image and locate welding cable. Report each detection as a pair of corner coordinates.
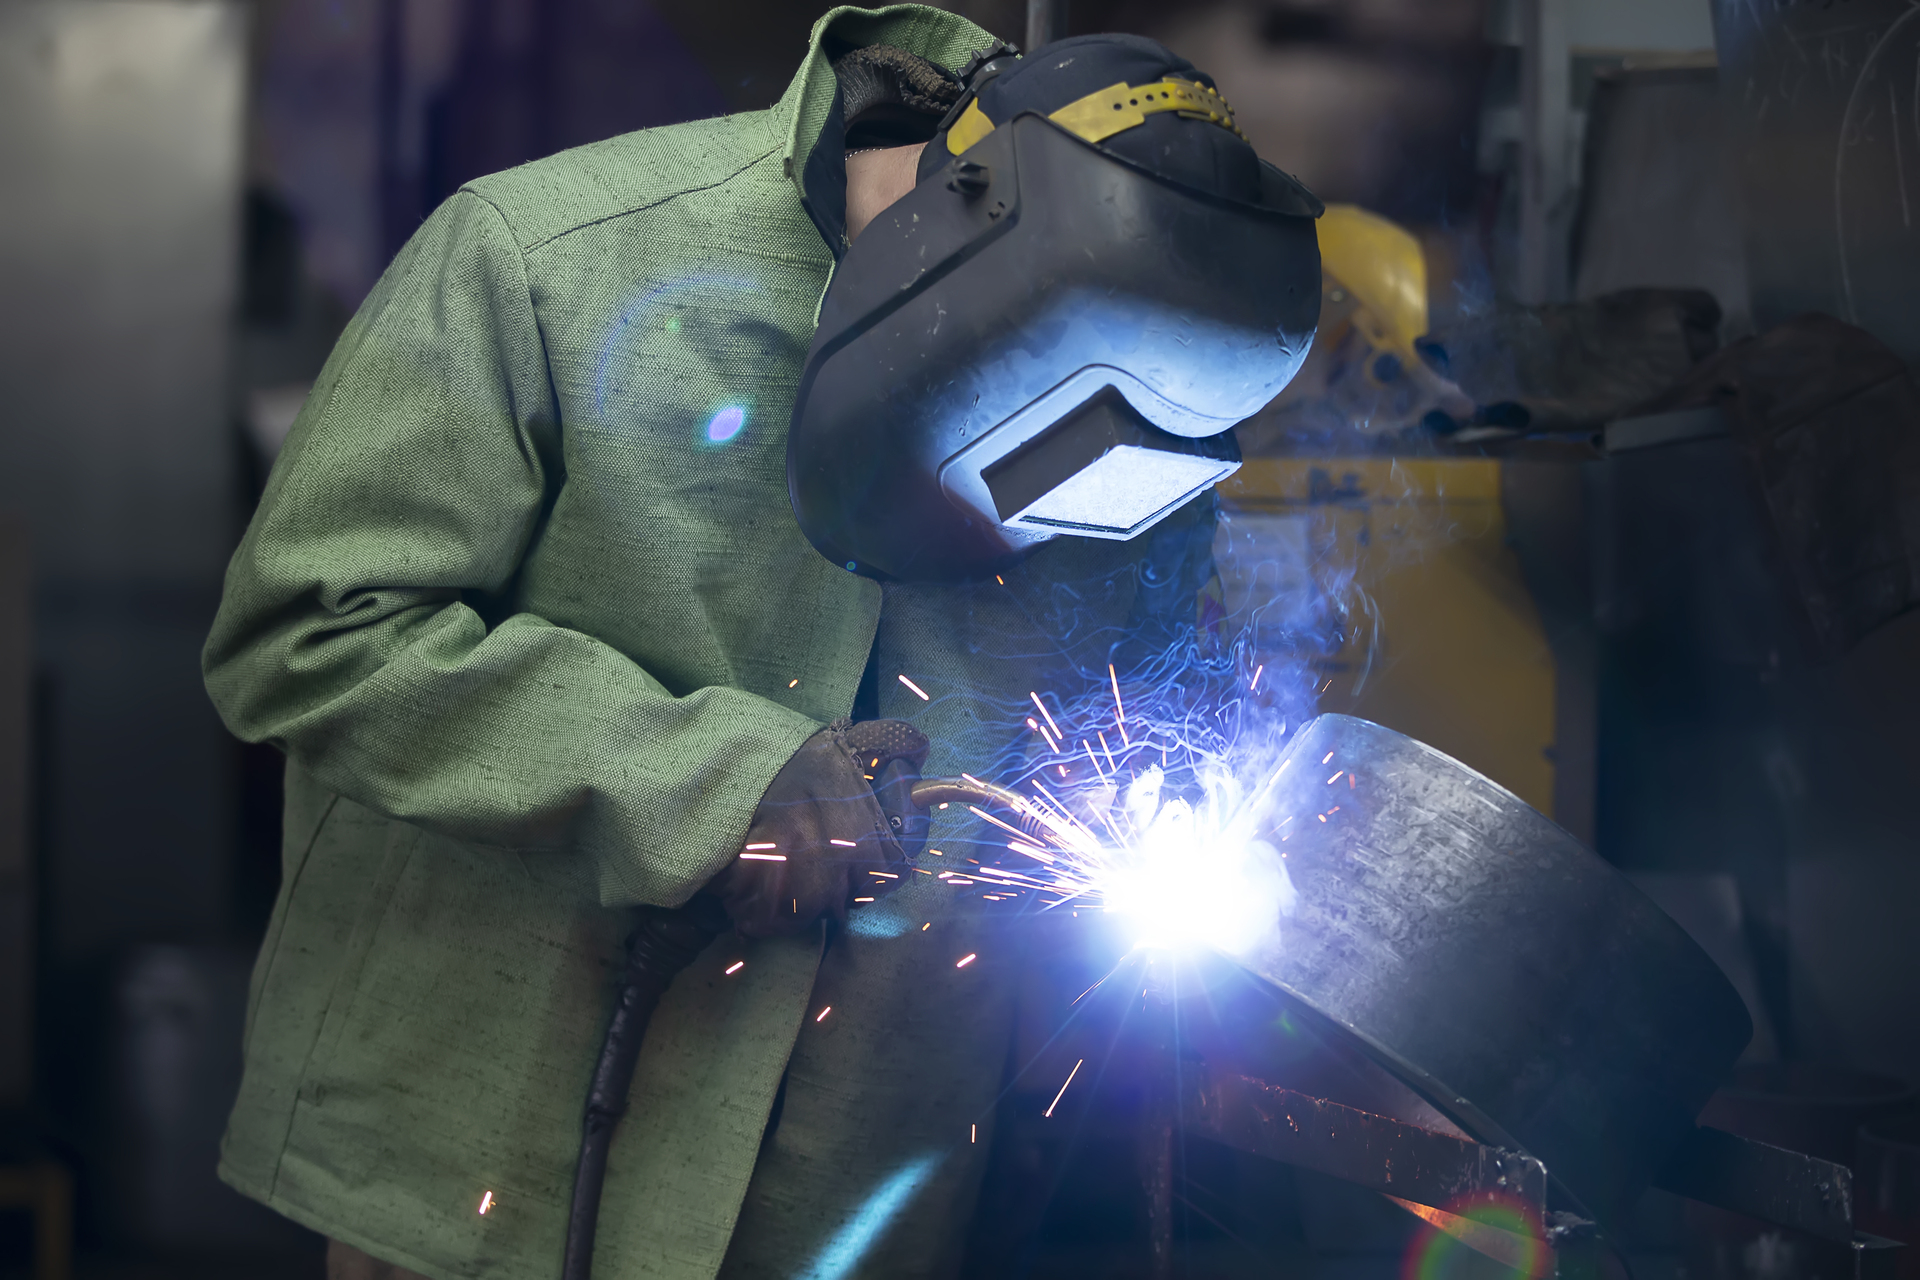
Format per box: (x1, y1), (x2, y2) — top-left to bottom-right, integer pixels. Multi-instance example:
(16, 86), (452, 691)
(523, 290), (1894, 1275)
(560, 777), (1017, 1278)
(562, 893), (729, 1280)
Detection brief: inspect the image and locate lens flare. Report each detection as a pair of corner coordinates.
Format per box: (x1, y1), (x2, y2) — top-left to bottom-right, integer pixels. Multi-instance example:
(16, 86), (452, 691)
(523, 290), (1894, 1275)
(1398, 1193), (1550, 1280)
(795, 1153), (942, 1280)
(704, 404), (747, 444)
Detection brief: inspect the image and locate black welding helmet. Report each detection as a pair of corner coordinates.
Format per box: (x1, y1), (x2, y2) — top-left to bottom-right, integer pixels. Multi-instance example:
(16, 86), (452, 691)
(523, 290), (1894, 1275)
(788, 34), (1324, 582)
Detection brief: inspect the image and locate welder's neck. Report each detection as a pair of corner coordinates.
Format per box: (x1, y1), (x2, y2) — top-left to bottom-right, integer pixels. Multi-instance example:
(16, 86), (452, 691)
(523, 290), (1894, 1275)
(846, 142), (928, 242)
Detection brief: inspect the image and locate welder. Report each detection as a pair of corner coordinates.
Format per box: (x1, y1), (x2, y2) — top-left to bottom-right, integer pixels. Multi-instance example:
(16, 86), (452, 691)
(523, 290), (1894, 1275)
(201, 6), (1320, 1279)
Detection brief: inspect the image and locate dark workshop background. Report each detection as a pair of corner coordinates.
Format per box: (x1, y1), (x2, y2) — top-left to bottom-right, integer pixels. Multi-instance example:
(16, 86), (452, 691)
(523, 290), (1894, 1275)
(2, 0), (1918, 1277)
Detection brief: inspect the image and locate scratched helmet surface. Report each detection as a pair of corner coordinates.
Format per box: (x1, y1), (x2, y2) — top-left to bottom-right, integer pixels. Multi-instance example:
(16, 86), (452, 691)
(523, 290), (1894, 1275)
(788, 35), (1324, 582)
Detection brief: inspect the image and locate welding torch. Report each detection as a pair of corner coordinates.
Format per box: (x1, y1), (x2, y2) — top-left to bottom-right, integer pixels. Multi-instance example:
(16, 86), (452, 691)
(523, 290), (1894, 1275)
(560, 773), (1026, 1280)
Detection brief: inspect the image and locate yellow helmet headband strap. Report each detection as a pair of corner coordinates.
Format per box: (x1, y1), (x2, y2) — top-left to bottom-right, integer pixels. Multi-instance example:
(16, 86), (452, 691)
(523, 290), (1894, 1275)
(945, 77), (1247, 155)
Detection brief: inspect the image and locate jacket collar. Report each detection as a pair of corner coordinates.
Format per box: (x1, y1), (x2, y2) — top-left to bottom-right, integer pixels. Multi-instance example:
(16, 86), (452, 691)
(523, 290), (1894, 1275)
(773, 4), (993, 258)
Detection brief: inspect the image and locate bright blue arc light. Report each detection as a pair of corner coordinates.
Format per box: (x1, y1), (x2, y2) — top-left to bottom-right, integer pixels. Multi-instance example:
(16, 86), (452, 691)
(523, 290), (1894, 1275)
(704, 405), (747, 444)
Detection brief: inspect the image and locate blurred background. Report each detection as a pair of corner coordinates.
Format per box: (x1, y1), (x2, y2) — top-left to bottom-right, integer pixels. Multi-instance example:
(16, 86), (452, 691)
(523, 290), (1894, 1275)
(2, 0), (1918, 1276)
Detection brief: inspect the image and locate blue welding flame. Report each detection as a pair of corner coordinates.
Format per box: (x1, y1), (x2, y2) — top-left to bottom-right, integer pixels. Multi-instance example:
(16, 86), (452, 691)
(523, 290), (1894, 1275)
(794, 1153), (942, 1280)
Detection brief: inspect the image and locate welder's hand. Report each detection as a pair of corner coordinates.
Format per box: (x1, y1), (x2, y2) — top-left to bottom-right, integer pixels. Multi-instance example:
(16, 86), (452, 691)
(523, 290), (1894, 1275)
(843, 718), (933, 863)
(707, 721), (927, 938)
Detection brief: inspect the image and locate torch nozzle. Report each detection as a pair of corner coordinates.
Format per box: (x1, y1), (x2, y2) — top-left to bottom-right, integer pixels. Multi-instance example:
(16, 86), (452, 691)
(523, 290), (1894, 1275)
(910, 775), (1053, 838)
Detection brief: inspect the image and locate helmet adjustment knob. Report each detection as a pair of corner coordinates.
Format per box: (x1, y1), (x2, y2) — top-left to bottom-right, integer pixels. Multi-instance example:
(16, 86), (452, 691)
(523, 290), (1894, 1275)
(946, 159), (990, 198)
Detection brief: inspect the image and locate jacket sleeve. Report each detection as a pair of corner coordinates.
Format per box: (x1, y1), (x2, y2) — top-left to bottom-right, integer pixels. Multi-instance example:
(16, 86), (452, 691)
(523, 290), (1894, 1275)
(203, 190), (821, 908)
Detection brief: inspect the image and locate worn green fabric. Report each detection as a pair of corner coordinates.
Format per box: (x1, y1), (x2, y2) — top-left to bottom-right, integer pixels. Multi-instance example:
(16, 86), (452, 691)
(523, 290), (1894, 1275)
(205, 7), (1208, 1278)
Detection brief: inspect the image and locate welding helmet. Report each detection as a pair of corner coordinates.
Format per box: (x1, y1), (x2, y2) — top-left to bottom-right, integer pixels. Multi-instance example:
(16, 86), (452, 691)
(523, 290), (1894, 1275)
(788, 35), (1324, 582)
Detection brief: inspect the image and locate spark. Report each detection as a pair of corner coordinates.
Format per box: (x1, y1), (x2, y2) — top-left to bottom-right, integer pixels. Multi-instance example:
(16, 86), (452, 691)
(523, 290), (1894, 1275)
(1083, 740), (1108, 782)
(910, 654), (1314, 956)
(897, 674), (931, 701)
(1328, 771), (1343, 784)
(853, 896), (875, 903)
(740, 852), (788, 861)
(968, 804), (1030, 842)
(830, 838), (858, 848)
(1322, 751), (1335, 764)
(922, 922), (931, 930)
(1044, 1059), (1085, 1117)
(1028, 779), (1071, 816)
(970, 1123), (977, 1143)
(816, 1006), (832, 1022)
(995, 574), (1005, 584)
(725, 960), (745, 975)
(745, 842), (778, 849)
(1317, 814), (1327, 822)
(1071, 971), (1114, 1005)
(788, 678), (799, 688)
(1029, 691), (1062, 738)
(478, 1191), (495, 1216)
(956, 953), (977, 968)
(869, 871), (898, 878)
(1348, 773), (1355, 789)
(1027, 717), (1061, 752)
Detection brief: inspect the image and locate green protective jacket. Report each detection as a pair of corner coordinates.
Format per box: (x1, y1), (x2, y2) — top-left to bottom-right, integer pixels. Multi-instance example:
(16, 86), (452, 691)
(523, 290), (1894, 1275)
(204, 8), (1216, 1279)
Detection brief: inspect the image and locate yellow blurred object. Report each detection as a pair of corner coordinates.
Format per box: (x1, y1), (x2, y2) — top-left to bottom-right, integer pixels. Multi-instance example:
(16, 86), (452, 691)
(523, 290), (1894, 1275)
(1215, 458), (1557, 815)
(1317, 204), (1430, 369)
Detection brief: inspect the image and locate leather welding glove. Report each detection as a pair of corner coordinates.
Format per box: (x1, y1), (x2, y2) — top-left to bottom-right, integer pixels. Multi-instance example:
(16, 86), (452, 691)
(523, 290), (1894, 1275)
(708, 719), (929, 938)
(843, 718), (933, 864)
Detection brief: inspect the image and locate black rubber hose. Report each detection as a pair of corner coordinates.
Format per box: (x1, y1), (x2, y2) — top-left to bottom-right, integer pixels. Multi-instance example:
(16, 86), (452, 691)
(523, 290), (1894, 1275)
(559, 778), (1000, 1278)
(561, 893), (730, 1280)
